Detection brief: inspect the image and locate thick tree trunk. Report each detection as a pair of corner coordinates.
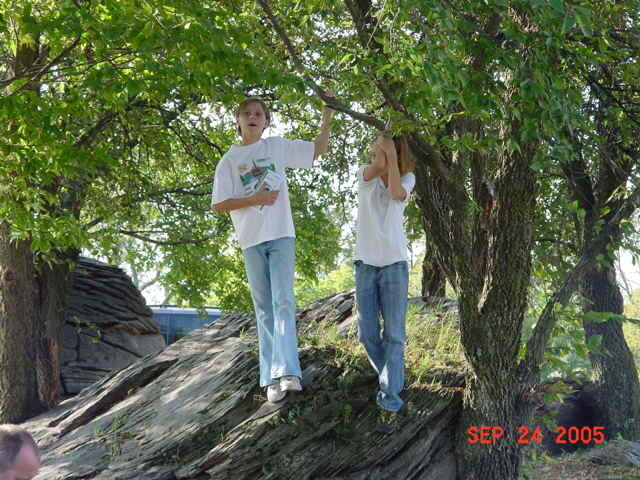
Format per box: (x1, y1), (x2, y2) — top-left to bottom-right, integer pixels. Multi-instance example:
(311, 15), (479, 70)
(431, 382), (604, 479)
(413, 153), (536, 479)
(1, 15), (61, 420)
(453, 132), (536, 479)
(0, 222), (73, 420)
(0, 224), (46, 422)
(455, 305), (530, 479)
(581, 264), (640, 439)
(456, 375), (523, 479)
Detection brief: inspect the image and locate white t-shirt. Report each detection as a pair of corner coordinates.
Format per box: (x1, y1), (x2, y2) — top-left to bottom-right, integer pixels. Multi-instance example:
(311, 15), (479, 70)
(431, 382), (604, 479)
(354, 165), (416, 267)
(212, 136), (315, 250)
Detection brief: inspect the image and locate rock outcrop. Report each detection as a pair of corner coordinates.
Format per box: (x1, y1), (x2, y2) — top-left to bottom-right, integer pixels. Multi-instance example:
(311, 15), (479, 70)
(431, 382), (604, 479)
(297, 290), (459, 335)
(27, 292), (463, 480)
(61, 258), (166, 394)
(20, 289), (640, 479)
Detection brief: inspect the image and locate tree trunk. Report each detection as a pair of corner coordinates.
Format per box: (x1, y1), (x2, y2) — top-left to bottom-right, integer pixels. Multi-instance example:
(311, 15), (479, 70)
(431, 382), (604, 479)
(456, 374), (523, 479)
(0, 11), (63, 420)
(453, 132), (536, 479)
(0, 224), (46, 422)
(421, 239), (446, 298)
(581, 264), (640, 439)
(35, 255), (76, 407)
(455, 302), (530, 480)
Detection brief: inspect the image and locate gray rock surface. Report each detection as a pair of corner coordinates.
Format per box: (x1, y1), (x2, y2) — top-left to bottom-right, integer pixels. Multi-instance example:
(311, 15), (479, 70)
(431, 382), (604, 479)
(61, 258), (166, 394)
(586, 439), (640, 468)
(25, 294), (463, 480)
(298, 290), (357, 334)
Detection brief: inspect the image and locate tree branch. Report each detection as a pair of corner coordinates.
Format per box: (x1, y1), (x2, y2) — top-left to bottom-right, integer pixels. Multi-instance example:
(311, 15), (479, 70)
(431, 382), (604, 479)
(587, 70), (640, 129)
(140, 273), (160, 291)
(343, 0), (420, 120)
(118, 230), (209, 246)
(3, 35), (81, 93)
(558, 133), (596, 213)
(518, 254), (589, 385)
(74, 111), (119, 148)
(255, 0), (384, 130)
(535, 237), (578, 251)
(519, 181), (640, 383)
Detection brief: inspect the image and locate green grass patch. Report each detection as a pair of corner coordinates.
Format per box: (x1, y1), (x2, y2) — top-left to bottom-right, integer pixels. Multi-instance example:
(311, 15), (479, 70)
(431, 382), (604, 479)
(299, 302), (465, 387)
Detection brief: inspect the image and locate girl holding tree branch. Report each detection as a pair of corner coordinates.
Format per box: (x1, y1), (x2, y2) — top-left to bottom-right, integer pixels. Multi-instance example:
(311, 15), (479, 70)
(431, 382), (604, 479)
(354, 133), (415, 432)
(212, 95), (334, 403)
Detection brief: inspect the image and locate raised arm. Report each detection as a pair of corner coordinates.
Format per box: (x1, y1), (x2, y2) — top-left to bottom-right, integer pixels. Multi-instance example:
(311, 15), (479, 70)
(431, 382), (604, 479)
(313, 92), (336, 159)
(378, 137), (407, 201)
(363, 139), (388, 181)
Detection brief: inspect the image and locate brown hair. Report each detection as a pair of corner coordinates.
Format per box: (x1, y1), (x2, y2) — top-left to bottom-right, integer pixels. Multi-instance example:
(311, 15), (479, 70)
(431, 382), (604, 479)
(0, 424), (39, 472)
(393, 135), (415, 176)
(234, 97), (271, 136)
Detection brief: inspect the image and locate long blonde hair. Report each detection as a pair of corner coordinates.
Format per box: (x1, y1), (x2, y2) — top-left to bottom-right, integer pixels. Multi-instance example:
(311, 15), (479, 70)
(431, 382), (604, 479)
(393, 135), (415, 176)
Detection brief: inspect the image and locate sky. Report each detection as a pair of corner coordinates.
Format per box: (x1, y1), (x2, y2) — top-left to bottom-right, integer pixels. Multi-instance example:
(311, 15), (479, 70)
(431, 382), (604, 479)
(618, 249), (640, 300)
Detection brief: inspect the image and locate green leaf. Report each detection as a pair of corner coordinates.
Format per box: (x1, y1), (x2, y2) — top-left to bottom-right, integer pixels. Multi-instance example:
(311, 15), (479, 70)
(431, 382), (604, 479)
(575, 12), (593, 37)
(586, 333), (601, 348)
(583, 311), (607, 324)
(550, 0), (565, 13)
(561, 14), (575, 34)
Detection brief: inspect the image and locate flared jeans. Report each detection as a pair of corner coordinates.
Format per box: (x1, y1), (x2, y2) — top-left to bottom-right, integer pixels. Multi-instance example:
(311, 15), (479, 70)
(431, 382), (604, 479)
(243, 237), (301, 387)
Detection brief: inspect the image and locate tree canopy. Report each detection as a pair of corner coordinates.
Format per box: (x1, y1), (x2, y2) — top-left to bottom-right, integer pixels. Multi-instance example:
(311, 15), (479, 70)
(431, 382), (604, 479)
(2, 0), (640, 476)
(0, 0), (356, 311)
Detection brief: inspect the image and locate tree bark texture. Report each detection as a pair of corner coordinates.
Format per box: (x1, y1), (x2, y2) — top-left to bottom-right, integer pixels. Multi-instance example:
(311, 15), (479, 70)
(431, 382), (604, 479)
(421, 238), (446, 298)
(454, 137), (537, 478)
(581, 264), (640, 440)
(0, 223), (46, 422)
(36, 256), (76, 407)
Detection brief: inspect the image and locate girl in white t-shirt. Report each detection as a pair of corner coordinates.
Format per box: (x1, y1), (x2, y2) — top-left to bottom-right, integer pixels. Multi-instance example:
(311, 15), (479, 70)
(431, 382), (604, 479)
(354, 134), (415, 432)
(212, 97), (334, 403)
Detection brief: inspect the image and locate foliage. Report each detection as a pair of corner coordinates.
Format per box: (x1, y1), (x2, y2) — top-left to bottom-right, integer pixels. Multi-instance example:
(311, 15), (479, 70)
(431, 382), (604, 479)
(2, 1), (640, 474)
(295, 261), (355, 308)
(522, 282), (593, 382)
(623, 289), (640, 370)
(0, 0), (351, 311)
(529, 0), (640, 283)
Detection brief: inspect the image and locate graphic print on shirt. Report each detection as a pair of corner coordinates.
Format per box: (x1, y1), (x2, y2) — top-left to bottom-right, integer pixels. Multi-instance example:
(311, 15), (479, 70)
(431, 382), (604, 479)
(238, 157), (276, 195)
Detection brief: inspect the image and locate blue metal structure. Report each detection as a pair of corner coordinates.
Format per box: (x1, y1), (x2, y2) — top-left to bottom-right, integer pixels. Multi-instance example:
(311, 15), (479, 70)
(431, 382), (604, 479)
(150, 306), (222, 345)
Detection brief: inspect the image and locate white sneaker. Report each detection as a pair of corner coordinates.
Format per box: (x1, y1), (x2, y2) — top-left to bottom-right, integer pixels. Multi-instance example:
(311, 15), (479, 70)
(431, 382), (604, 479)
(267, 382), (286, 403)
(280, 375), (302, 392)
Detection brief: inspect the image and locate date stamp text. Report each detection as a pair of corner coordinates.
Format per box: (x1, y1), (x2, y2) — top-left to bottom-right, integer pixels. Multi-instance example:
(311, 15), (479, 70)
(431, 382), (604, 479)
(466, 426), (605, 445)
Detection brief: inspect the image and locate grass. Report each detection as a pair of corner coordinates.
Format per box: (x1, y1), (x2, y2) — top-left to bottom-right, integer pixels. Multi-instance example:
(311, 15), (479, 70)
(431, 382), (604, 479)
(299, 302), (465, 388)
(404, 303), (465, 385)
(92, 413), (134, 461)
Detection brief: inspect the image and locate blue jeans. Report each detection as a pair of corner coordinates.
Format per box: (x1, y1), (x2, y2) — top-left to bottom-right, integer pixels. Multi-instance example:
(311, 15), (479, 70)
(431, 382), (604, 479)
(243, 237), (301, 387)
(355, 260), (409, 412)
